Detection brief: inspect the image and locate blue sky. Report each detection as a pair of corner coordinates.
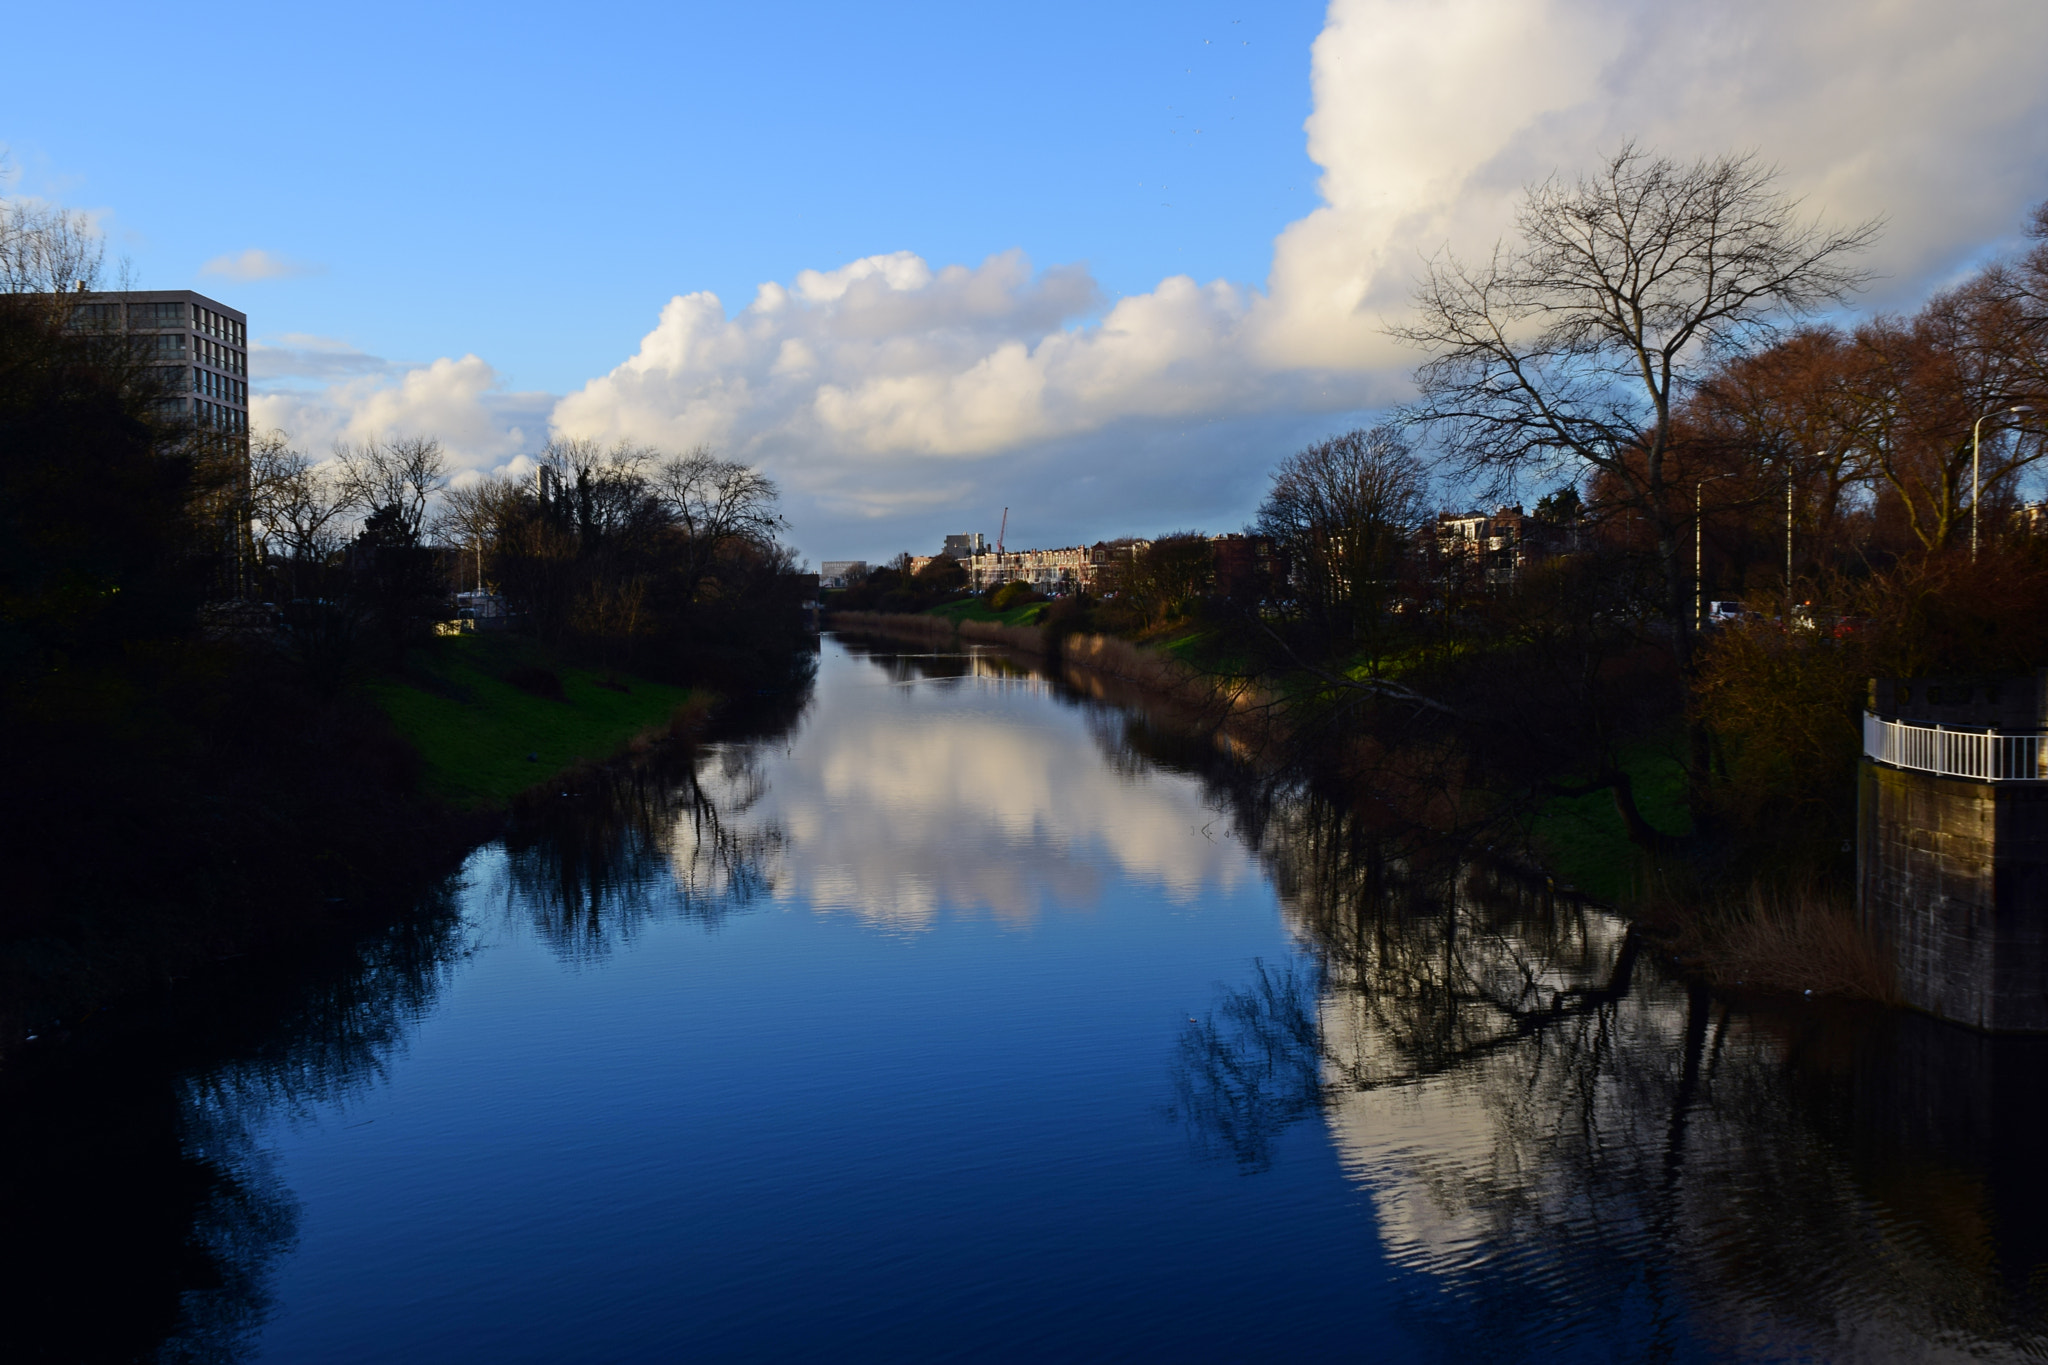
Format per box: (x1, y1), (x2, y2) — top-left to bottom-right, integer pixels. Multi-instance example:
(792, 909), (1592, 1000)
(3, 1), (1326, 392)
(7, 0), (2046, 563)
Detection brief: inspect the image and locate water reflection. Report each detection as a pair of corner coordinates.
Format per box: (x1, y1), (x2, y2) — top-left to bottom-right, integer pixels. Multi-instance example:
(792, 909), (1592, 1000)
(491, 641), (1255, 945)
(702, 639), (1251, 930)
(1176, 783), (2048, 1358)
(0, 888), (467, 1363)
(11, 634), (2048, 1361)
(502, 740), (787, 956)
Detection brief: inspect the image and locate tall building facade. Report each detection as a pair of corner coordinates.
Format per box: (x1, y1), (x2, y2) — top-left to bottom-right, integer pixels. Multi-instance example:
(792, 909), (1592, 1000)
(65, 289), (250, 437)
(63, 289), (253, 596)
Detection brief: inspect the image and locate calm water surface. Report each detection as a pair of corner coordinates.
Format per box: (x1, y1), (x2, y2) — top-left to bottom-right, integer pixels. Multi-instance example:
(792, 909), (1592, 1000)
(17, 636), (2048, 1361)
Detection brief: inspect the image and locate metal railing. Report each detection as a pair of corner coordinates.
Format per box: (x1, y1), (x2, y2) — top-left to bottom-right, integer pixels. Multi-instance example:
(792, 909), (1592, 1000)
(1864, 712), (2048, 782)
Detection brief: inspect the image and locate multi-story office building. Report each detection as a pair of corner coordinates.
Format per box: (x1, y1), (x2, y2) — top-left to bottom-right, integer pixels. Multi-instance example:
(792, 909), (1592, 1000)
(64, 289), (250, 437)
(61, 289), (253, 597)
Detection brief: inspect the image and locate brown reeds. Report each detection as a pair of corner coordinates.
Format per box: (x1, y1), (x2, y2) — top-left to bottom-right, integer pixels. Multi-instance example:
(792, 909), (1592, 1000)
(824, 610), (960, 643)
(1661, 881), (1898, 1002)
(957, 619), (1047, 653)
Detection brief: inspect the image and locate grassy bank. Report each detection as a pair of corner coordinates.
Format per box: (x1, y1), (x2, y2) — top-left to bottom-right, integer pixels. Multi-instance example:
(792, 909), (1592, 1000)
(367, 633), (706, 808)
(926, 599), (1049, 627)
(1522, 737), (1692, 902)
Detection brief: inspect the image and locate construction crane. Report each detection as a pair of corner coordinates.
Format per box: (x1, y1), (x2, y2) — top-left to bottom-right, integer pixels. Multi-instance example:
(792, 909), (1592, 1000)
(997, 507), (1008, 556)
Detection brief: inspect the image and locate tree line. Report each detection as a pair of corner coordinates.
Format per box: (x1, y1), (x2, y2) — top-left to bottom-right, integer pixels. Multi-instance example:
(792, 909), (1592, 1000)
(247, 432), (808, 687)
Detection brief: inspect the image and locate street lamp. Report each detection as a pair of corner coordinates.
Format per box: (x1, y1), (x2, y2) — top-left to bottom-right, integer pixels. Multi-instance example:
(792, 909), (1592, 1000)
(1696, 471), (1735, 630)
(1973, 405), (2036, 560)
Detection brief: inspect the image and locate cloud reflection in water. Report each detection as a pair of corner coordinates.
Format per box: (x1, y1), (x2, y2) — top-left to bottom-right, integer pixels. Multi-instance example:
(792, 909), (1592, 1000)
(672, 646), (1249, 931)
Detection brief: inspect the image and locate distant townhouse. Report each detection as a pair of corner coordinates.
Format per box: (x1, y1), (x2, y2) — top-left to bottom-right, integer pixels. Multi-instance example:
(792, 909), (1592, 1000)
(1434, 506), (1575, 588)
(1209, 533), (1287, 602)
(961, 544), (1087, 593)
(913, 531), (1306, 600)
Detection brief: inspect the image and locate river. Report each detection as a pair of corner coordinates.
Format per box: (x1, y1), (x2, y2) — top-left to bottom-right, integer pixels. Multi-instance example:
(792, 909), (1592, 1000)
(8, 634), (2048, 1362)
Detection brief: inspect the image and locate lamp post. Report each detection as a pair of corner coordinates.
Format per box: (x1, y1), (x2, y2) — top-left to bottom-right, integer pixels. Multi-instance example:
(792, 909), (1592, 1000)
(1696, 472), (1734, 631)
(1973, 405), (2036, 560)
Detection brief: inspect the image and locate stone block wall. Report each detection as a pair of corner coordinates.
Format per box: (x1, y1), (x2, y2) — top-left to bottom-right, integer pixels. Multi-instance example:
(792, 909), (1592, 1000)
(1859, 762), (2048, 1032)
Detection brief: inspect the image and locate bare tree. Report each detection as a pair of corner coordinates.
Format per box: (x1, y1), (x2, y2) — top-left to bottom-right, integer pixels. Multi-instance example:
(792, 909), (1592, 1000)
(0, 195), (104, 302)
(1254, 425), (1429, 648)
(248, 432), (353, 597)
(650, 447), (786, 599)
(334, 436), (449, 543)
(534, 437), (659, 543)
(1395, 144), (1878, 632)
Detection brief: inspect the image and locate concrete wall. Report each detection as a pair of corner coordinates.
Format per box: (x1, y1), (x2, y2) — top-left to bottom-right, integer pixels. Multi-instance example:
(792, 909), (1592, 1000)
(1859, 762), (2048, 1032)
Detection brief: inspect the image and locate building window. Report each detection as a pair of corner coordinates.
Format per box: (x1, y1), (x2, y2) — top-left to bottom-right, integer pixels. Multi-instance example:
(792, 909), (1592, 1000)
(64, 302), (122, 331)
(133, 301), (187, 329)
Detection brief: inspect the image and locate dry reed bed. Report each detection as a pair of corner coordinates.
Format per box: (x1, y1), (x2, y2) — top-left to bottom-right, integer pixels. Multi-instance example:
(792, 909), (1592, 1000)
(1656, 882), (1899, 1002)
(826, 610), (959, 643)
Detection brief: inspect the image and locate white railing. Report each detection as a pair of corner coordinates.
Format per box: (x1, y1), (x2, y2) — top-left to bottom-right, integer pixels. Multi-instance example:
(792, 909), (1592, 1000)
(1864, 712), (2048, 782)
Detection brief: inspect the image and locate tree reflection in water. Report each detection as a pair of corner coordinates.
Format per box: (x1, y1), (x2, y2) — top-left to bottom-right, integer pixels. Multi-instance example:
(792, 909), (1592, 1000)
(3, 683), (814, 1364)
(0, 886), (467, 1364)
(1173, 780), (2048, 1357)
(501, 737), (789, 957)
(18, 634), (2048, 1360)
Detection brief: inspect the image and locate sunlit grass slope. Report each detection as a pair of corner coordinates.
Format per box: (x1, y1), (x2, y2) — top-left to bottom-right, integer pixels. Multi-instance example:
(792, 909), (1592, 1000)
(926, 599), (1048, 626)
(368, 634), (700, 808)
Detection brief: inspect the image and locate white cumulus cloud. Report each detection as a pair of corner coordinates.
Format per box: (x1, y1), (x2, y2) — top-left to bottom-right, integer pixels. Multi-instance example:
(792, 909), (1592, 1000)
(251, 355), (551, 475)
(274, 0), (2048, 551)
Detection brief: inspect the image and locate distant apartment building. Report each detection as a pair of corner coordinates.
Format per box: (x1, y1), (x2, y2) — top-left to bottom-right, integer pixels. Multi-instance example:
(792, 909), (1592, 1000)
(964, 544), (1092, 593)
(912, 531), (1289, 600)
(65, 290), (250, 438)
(1434, 506), (1574, 588)
(820, 560), (868, 589)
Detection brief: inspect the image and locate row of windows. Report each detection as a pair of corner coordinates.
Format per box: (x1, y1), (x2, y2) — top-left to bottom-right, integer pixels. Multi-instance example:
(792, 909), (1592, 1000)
(140, 394), (249, 436)
(132, 301), (192, 330)
(66, 302), (124, 329)
(197, 399), (246, 433)
(198, 335), (244, 375)
(152, 365), (246, 403)
(196, 368), (246, 404)
(197, 307), (244, 345)
(62, 298), (245, 343)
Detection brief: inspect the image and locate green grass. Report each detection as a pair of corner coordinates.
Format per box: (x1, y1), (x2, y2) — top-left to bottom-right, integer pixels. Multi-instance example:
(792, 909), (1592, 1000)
(925, 599), (1048, 626)
(1524, 735), (1693, 902)
(365, 633), (701, 808)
